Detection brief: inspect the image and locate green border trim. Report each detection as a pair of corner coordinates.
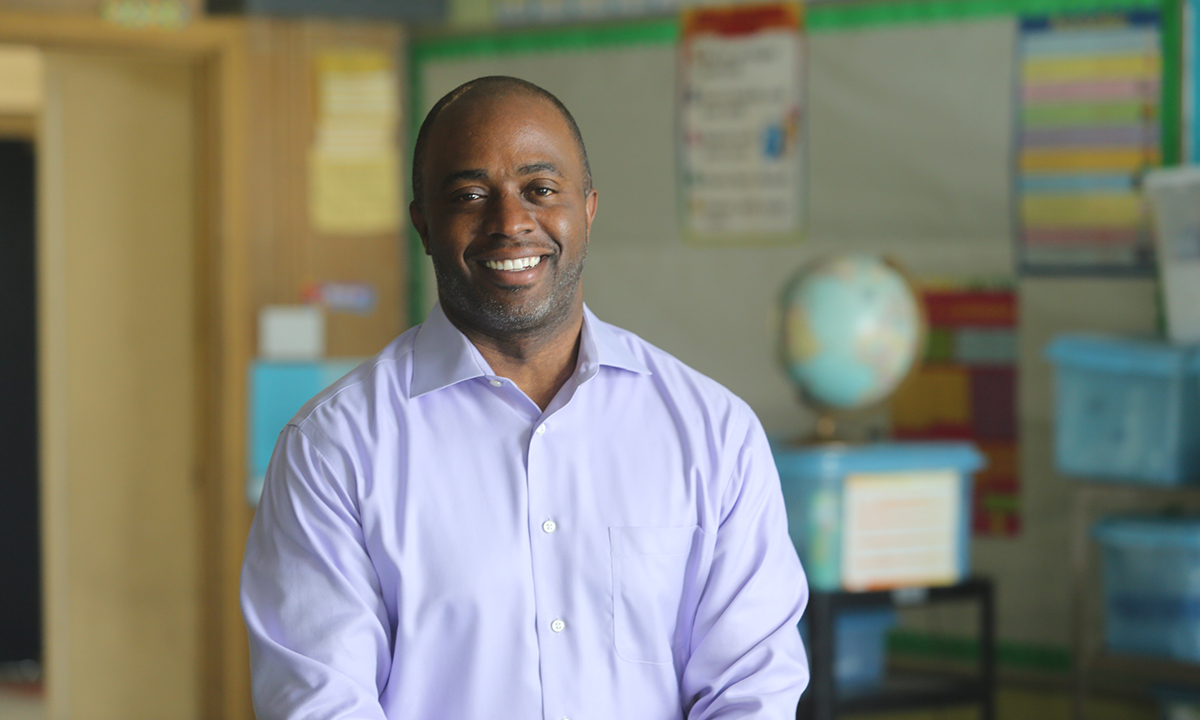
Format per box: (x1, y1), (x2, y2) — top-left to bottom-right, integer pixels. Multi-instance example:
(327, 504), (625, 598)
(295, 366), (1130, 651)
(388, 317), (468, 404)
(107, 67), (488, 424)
(808, 0), (1158, 30)
(412, 17), (678, 61)
(408, 38), (425, 327)
(1162, 0), (1184, 166)
(890, 630), (1073, 673)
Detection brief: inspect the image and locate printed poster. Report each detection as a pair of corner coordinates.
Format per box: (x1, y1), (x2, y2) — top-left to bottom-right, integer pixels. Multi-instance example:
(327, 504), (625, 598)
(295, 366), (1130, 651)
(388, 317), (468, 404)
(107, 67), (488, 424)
(890, 283), (1020, 537)
(309, 50), (401, 235)
(679, 3), (806, 244)
(1016, 11), (1162, 274)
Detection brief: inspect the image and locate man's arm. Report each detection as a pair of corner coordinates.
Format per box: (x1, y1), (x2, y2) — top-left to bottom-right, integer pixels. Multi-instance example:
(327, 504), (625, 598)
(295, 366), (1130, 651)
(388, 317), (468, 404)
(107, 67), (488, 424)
(241, 425), (391, 720)
(681, 412), (809, 719)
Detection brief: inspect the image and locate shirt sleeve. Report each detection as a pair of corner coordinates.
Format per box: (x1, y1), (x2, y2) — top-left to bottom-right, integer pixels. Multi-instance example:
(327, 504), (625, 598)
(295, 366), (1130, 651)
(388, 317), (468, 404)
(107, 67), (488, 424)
(241, 424), (391, 720)
(681, 411), (809, 720)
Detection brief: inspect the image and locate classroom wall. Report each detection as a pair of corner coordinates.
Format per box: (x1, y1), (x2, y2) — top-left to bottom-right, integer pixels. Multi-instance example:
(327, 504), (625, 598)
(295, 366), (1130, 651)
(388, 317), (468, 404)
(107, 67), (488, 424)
(412, 15), (1167, 651)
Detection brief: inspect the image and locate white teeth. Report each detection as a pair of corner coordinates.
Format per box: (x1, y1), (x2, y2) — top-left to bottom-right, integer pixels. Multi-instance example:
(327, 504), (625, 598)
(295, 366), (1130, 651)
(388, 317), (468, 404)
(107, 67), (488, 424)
(484, 256), (543, 271)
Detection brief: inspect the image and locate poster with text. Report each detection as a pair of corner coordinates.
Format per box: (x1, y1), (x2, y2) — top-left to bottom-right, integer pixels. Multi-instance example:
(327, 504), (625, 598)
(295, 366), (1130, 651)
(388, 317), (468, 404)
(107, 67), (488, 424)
(679, 3), (806, 244)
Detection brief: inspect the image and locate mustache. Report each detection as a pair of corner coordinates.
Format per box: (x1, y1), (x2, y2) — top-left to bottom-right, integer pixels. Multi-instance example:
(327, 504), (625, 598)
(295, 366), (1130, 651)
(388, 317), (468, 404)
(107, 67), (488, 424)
(468, 240), (558, 256)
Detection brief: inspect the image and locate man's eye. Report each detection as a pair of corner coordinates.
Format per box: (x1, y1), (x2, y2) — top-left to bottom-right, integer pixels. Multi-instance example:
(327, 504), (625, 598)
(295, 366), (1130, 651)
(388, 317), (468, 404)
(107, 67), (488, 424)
(455, 191), (483, 202)
(530, 186), (554, 197)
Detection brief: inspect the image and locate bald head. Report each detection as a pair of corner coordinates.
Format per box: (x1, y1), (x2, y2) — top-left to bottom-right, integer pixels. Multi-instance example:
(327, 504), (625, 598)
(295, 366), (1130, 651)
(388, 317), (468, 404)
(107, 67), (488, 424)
(411, 76), (592, 208)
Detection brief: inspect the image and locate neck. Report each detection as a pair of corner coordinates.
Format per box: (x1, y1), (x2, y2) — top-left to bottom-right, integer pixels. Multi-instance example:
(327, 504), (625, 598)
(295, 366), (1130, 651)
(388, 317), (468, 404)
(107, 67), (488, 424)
(450, 305), (585, 412)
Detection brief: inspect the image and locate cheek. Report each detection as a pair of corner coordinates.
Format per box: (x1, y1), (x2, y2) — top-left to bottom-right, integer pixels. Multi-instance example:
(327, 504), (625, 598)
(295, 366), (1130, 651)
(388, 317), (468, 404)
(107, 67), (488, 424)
(429, 219), (477, 262)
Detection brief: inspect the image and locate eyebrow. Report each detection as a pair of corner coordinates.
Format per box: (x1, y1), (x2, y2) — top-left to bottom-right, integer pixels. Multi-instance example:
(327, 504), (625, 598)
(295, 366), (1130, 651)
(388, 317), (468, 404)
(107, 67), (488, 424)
(517, 162), (562, 177)
(439, 163), (564, 188)
(441, 169), (488, 188)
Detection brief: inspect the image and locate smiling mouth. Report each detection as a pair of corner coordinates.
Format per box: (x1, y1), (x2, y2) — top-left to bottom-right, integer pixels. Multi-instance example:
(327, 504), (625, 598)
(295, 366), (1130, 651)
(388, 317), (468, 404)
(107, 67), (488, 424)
(482, 256), (544, 271)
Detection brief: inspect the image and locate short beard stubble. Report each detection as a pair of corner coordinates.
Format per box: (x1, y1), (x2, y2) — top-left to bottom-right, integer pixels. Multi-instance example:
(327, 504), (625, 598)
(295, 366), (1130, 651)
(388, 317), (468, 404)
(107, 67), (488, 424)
(432, 244), (588, 340)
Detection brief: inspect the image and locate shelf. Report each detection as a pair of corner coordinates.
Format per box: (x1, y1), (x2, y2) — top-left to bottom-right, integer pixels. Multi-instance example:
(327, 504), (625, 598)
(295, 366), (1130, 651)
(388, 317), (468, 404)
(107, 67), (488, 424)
(1085, 650), (1200, 688)
(836, 672), (989, 714)
(799, 578), (995, 720)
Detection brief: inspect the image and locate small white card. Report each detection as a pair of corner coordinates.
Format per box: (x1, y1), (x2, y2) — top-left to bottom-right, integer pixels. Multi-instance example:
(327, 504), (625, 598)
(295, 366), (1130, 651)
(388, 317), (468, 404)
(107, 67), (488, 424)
(258, 305), (325, 360)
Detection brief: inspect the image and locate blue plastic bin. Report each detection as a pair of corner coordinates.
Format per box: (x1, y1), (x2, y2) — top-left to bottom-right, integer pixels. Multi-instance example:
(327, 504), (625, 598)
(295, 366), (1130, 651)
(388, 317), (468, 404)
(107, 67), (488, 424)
(770, 442), (982, 591)
(1094, 516), (1200, 662)
(799, 609), (898, 691)
(1046, 335), (1200, 485)
(1150, 686), (1200, 720)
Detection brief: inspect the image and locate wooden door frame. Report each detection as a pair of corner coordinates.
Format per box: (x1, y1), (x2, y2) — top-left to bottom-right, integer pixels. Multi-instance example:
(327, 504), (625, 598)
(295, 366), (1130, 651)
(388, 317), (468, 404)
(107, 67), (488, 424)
(0, 12), (253, 720)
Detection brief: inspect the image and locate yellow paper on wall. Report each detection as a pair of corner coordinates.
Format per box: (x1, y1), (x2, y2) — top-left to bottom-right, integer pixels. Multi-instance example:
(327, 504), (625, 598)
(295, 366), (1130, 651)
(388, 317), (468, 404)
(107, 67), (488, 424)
(309, 49), (400, 235)
(309, 149), (400, 234)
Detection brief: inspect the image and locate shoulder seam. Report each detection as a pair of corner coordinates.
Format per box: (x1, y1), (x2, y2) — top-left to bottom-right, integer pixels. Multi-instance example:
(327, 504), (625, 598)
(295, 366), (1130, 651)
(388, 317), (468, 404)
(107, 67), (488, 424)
(292, 352), (408, 427)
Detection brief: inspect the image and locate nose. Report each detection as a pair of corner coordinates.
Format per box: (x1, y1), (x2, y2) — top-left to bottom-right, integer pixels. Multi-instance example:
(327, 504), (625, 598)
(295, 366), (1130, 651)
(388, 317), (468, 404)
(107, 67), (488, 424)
(484, 190), (536, 238)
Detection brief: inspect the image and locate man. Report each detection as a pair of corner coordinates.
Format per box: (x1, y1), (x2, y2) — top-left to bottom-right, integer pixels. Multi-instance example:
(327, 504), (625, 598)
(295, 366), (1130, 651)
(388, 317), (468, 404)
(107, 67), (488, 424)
(241, 76), (808, 720)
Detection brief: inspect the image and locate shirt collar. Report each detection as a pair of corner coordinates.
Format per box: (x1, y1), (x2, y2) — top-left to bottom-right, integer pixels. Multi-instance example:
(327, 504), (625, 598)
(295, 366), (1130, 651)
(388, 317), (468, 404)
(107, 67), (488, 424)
(410, 302), (649, 399)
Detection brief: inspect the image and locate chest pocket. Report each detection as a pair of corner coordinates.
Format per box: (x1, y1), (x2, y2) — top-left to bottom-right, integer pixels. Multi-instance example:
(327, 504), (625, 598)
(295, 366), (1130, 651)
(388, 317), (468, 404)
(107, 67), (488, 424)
(610, 525), (700, 664)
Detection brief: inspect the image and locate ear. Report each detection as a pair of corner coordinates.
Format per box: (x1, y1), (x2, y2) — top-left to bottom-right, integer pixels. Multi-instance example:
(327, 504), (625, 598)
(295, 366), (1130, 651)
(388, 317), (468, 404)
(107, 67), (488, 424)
(583, 188), (598, 245)
(409, 200), (432, 255)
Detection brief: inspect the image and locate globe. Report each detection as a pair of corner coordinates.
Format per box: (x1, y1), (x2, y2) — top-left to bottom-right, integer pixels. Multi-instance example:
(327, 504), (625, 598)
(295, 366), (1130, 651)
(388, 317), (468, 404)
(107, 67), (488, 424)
(780, 255), (924, 419)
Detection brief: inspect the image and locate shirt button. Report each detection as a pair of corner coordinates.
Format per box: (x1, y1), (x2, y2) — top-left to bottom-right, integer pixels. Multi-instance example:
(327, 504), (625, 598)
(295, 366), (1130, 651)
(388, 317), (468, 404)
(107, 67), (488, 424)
(542, 520), (557, 533)
(536, 423), (546, 435)
(489, 379), (502, 387)
(551, 619), (565, 633)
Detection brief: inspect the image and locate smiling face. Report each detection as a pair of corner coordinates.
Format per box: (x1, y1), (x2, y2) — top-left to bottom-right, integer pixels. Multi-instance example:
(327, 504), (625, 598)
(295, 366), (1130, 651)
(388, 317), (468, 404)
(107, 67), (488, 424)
(410, 91), (598, 343)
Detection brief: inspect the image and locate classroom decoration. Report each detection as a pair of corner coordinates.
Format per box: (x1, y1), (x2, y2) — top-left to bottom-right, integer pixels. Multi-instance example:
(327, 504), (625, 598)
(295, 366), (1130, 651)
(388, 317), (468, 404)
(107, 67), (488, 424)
(309, 50), (401, 235)
(248, 360), (363, 506)
(679, 2), (806, 243)
(1016, 10), (1162, 275)
(101, 0), (191, 27)
(779, 255), (923, 432)
(890, 284), (1020, 537)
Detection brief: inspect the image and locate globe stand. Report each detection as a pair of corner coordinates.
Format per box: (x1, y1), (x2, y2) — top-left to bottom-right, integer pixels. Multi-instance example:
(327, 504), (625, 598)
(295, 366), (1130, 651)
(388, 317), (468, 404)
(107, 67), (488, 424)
(814, 414), (837, 443)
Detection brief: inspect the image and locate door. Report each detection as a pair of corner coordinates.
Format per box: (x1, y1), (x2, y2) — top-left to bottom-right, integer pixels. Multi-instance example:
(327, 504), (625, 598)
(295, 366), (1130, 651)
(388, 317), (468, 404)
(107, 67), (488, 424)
(0, 137), (40, 675)
(39, 51), (200, 720)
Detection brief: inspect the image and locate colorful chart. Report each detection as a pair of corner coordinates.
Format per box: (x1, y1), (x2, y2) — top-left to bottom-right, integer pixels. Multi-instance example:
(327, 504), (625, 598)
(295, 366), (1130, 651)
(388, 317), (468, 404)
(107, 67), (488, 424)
(1017, 11), (1161, 274)
(890, 286), (1020, 537)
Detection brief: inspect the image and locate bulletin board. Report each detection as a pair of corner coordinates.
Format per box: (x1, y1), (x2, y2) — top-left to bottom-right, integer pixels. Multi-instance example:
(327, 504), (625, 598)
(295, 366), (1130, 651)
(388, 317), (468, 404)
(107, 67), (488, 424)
(407, 0), (1182, 443)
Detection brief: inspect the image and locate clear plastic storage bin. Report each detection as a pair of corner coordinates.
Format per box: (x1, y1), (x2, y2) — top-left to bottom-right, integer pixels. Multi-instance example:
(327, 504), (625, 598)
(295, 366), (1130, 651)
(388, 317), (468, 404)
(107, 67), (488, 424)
(770, 442), (982, 591)
(1094, 516), (1200, 662)
(799, 609), (898, 691)
(1046, 335), (1200, 485)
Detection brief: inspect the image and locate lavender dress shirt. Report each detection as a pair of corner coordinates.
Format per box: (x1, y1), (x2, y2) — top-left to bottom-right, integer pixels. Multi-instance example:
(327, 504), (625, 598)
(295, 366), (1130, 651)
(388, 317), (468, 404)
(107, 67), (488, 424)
(241, 303), (809, 720)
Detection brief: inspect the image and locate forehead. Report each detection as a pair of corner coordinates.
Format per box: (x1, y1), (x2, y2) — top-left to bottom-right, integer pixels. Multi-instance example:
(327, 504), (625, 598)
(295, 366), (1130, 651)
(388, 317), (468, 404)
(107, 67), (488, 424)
(424, 93), (582, 175)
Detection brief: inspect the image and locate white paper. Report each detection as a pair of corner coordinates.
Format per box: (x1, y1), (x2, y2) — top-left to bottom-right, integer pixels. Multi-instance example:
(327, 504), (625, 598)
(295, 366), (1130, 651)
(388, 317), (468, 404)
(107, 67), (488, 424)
(1146, 166), (1200, 344)
(680, 25), (805, 241)
(841, 469), (961, 591)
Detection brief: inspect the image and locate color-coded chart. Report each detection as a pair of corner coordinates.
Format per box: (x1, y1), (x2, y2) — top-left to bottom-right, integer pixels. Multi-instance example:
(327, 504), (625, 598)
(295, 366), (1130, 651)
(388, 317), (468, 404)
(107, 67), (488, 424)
(1017, 11), (1161, 275)
(890, 286), (1020, 537)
